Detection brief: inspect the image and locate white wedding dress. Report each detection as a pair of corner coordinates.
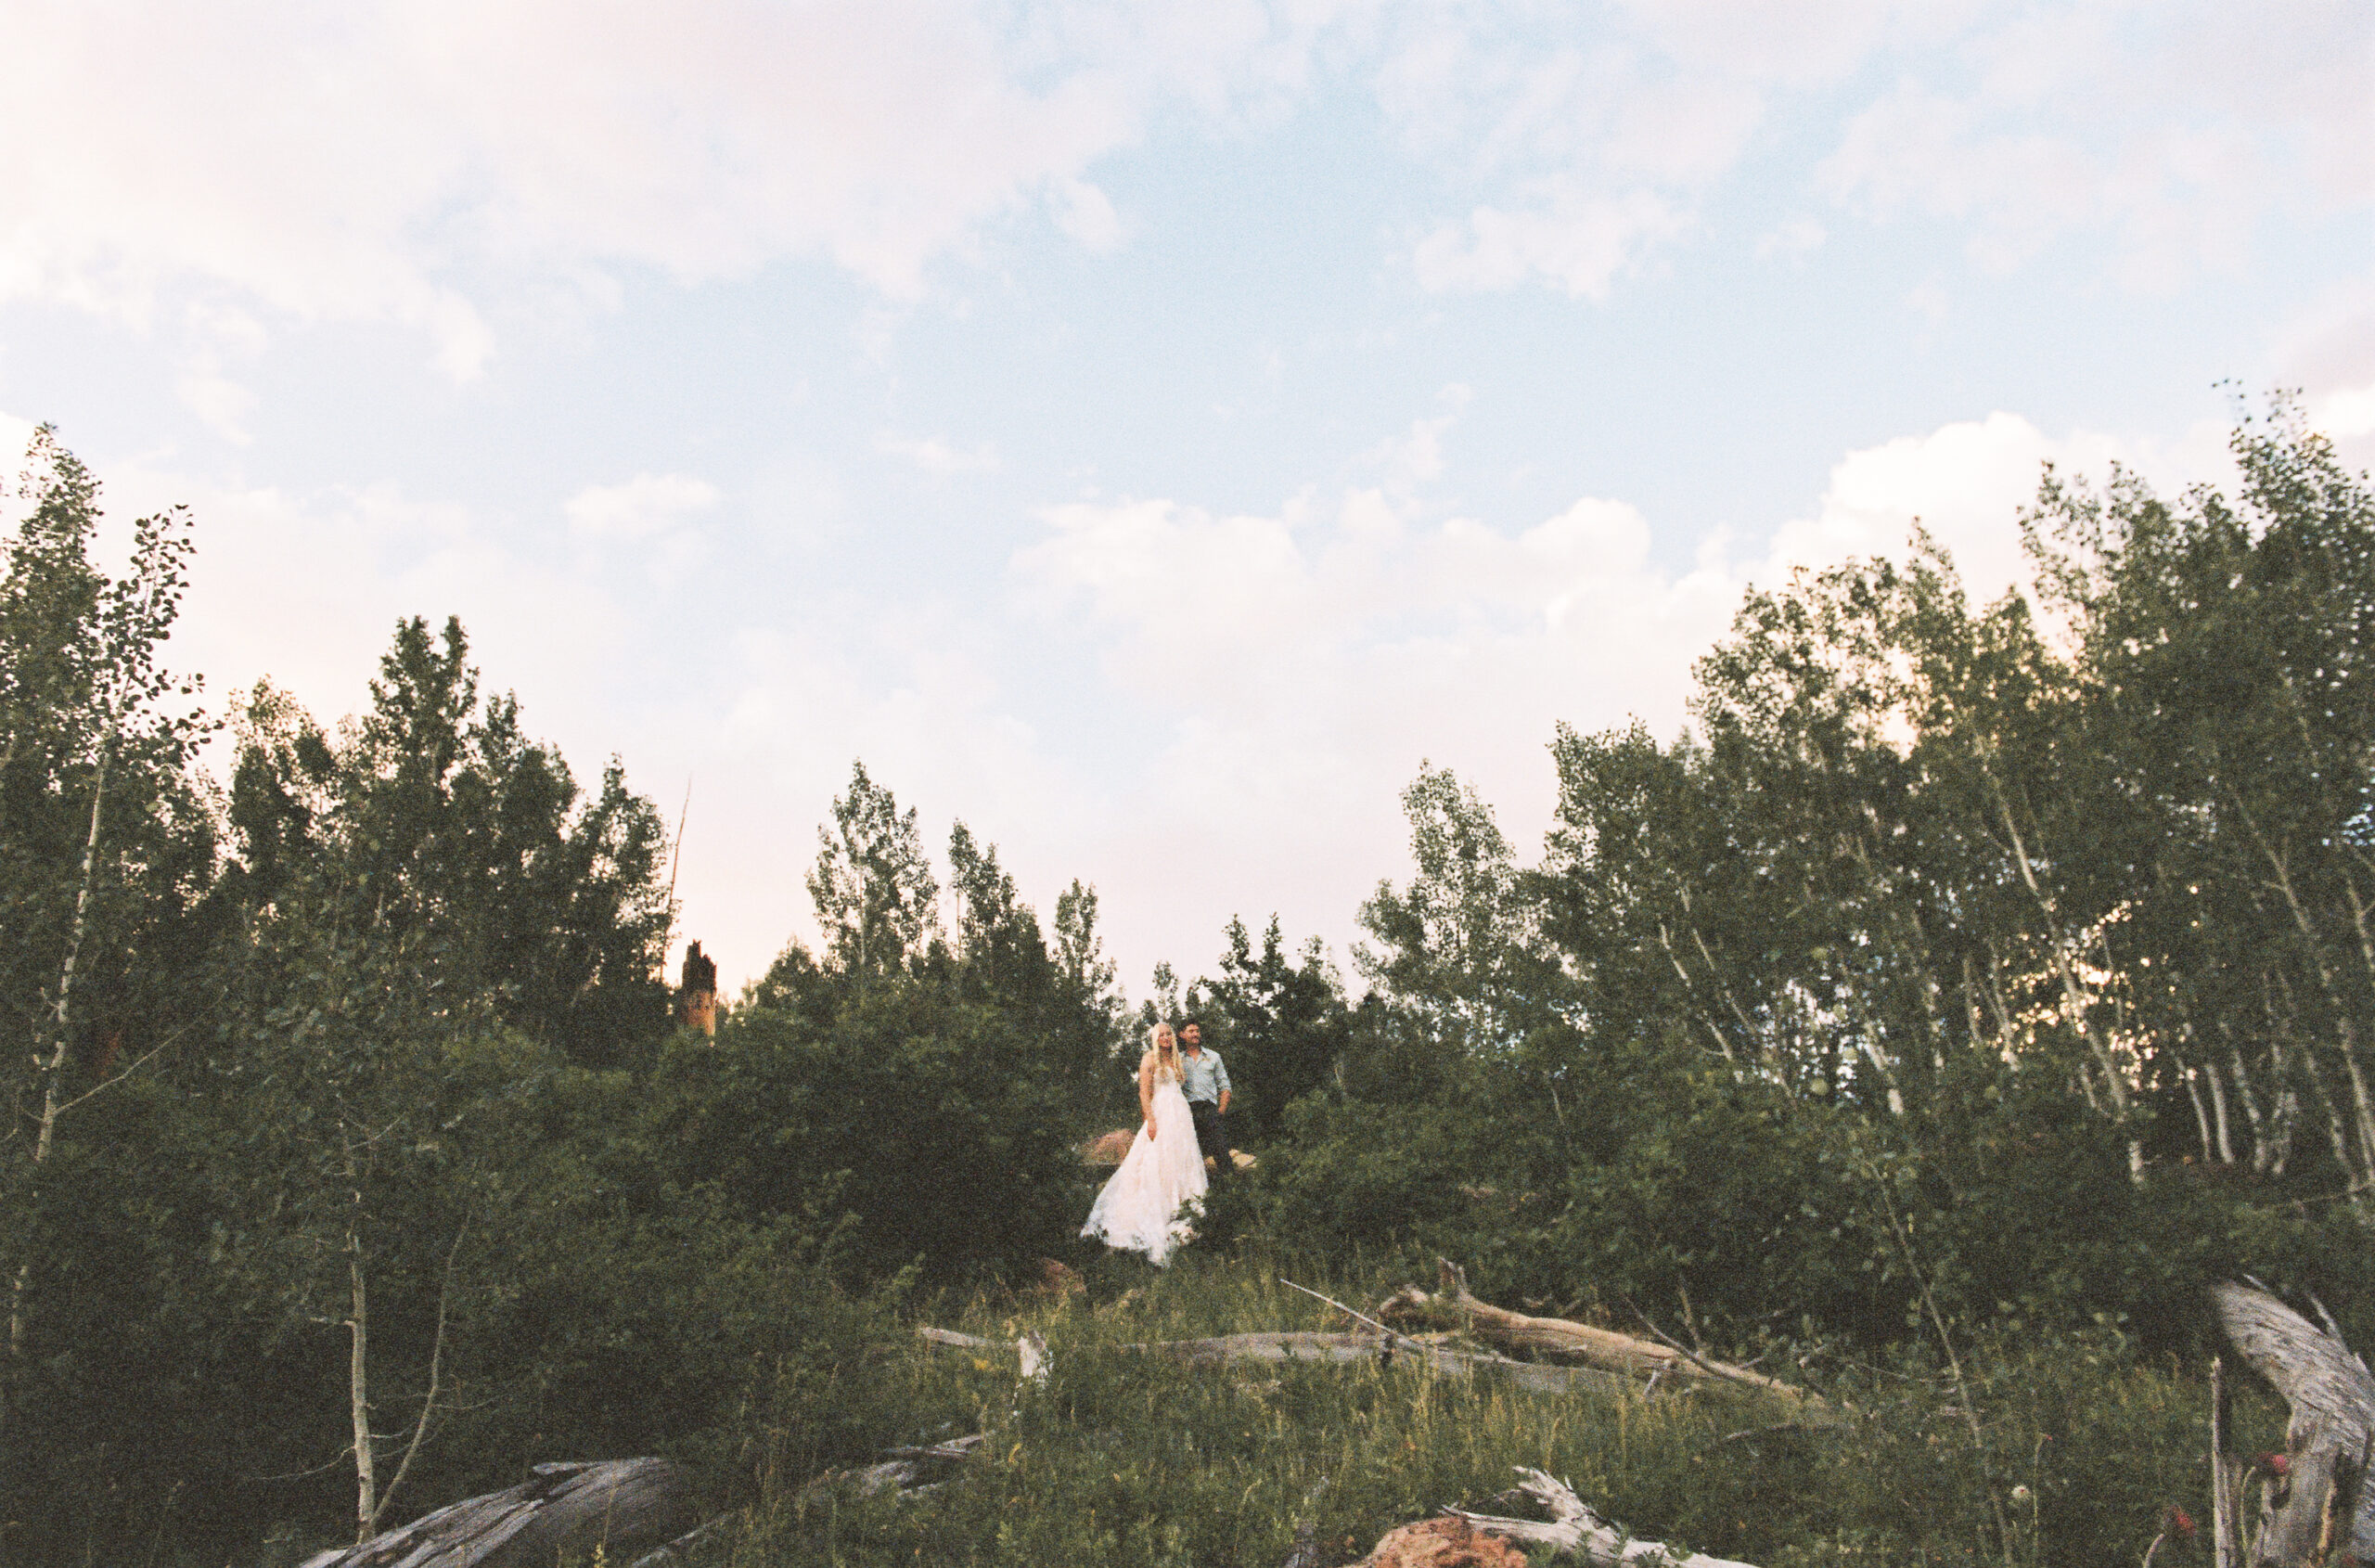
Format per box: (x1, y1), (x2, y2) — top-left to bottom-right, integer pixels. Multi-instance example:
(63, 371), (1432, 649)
(1082, 1074), (1209, 1266)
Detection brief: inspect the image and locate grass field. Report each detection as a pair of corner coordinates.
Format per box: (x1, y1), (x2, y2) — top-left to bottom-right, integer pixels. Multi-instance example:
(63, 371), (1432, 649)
(709, 1246), (2280, 1567)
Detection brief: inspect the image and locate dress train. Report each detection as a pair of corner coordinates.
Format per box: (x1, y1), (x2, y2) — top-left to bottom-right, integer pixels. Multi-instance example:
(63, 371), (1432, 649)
(1081, 1077), (1208, 1266)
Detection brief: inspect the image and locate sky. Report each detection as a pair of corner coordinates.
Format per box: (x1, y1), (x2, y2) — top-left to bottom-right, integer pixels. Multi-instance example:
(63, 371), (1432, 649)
(2, 0), (2370, 1003)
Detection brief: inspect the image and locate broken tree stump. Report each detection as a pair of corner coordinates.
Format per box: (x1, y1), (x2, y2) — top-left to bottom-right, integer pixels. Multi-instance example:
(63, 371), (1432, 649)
(1440, 1467), (1761, 1568)
(2210, 1280), (2375, 1566)
(298, 1458), (700, 1568)
(1360, 1514), (1532, 1567)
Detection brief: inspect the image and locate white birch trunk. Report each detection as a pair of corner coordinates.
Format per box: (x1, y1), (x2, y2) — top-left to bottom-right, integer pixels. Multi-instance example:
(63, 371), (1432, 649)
(8, 743), (109, 1365)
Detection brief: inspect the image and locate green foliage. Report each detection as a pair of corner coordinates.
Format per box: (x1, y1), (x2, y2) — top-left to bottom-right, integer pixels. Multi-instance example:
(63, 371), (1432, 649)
(652, 988), (1085, 1284)
(0, 424), (222, 1155)
(1254, 398), (2375, 1364)
(1357, 764), (1559, 1057)
(807, 760), (942, 982)
(225, 617), (674, 1070)
(1206, 916), (1351, 1140)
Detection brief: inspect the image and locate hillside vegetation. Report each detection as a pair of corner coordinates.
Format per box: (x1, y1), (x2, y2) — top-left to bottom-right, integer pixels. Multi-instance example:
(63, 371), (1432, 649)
(0, 399), (2368, 1566)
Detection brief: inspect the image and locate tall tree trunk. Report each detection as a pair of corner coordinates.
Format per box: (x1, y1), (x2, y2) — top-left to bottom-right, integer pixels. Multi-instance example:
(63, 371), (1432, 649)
(2227, 1022), (2271, 1170)
(2302, 1053), (2367, 1196)
(1656, 920), (1738, 1064)
(7, 742), (110, 1368)
(2246, 818), (2375, 1205)
(343, 1137), (378, 1543)
(2186, 1065), (2218, 1164)
(2205, 1049), (2239, 1167)
(1983, 772), (2140, 1175)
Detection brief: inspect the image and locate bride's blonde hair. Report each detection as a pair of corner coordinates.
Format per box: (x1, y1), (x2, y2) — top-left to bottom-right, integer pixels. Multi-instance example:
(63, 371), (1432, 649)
(1140, 1022), (1183, 1083)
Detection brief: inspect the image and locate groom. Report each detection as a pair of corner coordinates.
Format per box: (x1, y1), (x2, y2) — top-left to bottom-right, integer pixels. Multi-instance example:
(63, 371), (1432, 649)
(1177, 1015), (1232, 1182)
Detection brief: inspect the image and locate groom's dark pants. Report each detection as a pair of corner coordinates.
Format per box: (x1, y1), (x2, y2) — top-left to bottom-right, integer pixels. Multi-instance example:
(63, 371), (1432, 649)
(1188, 1099), (1229, 1180)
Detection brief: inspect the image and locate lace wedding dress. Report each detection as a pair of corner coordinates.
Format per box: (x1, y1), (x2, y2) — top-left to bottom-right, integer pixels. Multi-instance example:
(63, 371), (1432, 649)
(1081, 1074), (1209, 1266)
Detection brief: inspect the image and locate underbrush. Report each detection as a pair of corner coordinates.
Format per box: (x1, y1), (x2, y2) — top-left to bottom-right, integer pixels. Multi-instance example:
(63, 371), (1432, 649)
(709, 1250), (2282, 1568)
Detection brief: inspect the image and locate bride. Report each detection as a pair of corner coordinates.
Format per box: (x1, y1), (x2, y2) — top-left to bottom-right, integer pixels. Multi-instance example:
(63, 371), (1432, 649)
(1082, 1022), (1209, 1266)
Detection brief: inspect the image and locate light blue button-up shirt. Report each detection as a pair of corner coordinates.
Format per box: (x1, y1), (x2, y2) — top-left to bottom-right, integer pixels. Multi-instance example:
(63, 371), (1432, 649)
(1179, 1047), (1230, 1106)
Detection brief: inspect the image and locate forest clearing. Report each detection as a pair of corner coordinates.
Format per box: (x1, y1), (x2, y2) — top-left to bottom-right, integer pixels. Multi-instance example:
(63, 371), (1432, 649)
(2, 400), (2371, 1566)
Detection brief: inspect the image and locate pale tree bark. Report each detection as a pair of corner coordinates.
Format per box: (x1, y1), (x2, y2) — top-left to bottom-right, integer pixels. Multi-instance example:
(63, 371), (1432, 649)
(1378, 1260), (1829, 1414)
(2239, 987), (2305, 1176)
(2210, 1281), (2375, 1566)
(2228, 1027), (2274, 1171)
(348, 1226), (376, 1542)
(7, 739), (109, 1368)
(342, 1132), (378, 1543)
(1657, 919), (1739, 1065)
(298, 1458), (700, 1568)
(2300, 1052), (2369, 1201)
(2245, 820), (2375, 1200)
(2204, 1047), (2239, 1167)
(2175, 1016), (2239, 1167)
(2211, 1356), (2241, 1568)
(366, 1217), (462, 1536)
(2186, 1067), (2218, 1164)
(918, 1321), (1637, 1399)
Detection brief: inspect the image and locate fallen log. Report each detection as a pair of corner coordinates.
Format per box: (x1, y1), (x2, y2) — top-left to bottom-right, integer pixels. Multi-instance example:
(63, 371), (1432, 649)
(2210, 1279), (2375, 1565)
(626, 1514), (734, 1568)
(792, 1432), (989, 1514)
(297, 1458), (700, 1568)
(1280, 1472), (1334, 1568)
(920, 1323), (1633, 1397)
(1432, 1467), (1761, 1568)
(1382, 1261), (1824, 1412)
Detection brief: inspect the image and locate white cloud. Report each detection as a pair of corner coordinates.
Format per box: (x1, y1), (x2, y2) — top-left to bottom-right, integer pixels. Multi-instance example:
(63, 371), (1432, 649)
(2270, 280), (2375, 470)
(1414, 189), (1686, 299)
(1381, 0), (2368, 300)
(2, 0), (2359, 364)
(1821, 1), (2372, 286)
(2316, 384), (2375, 443)
(1760, 410), (2236, 611)
(1051, 177), (1126, 251)
(565, 473), (721, 542)
(1756, 217), (1828, 262)
(564, 472), (720, 586)
(1013, 477), (1741, 971)
(175, 371), (256, 446)
(0, 0), (1273, 369)
(876, 434), (1003, 474)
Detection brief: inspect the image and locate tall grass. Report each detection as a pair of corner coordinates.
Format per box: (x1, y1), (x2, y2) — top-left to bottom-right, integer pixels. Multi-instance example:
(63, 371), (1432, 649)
(713, 1249), (2281, 1567)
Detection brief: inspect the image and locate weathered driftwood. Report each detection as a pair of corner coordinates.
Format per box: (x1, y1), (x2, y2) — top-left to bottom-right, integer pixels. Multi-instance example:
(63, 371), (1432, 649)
(1382, 1261), (1824, 1413)
(794, 1433), (989, 1510)
(298, 1458), (700, 1568)
(2211, 1280), (2375, 1566)
(1442, 1467), (1761, 1568)
(851, 1433), (987, 1497)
